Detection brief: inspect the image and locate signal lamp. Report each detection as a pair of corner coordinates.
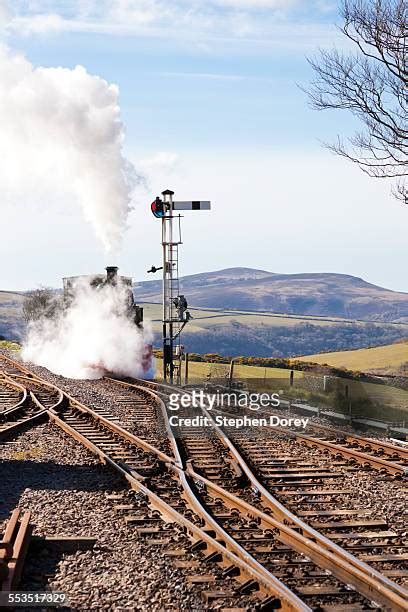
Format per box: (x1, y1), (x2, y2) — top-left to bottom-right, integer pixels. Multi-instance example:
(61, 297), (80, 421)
(151, 197), (165, 218)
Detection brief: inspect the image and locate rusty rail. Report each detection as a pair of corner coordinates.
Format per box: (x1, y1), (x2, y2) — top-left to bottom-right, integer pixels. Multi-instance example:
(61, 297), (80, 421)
(107, 378), (408, 610)
(47, 394), (309, 610)
(293, 432), (408, 475)
(0, 375), (63, 440)
(0, 354), (37, 379)
(0, 378), (28, 419)
(0, 509), (32, 591)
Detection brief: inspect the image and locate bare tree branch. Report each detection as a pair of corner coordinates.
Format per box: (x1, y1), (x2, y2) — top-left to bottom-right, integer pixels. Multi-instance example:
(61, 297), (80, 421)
(22, 287), (60, 324)
(304, 0), (407, 202)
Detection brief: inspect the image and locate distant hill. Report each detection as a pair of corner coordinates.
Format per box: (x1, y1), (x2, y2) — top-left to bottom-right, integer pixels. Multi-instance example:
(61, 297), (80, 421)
(3, 269), (408, 359)
(140, 303), (408, 359)
(134, 267), (408, 323)
(0, 291), (24, 339)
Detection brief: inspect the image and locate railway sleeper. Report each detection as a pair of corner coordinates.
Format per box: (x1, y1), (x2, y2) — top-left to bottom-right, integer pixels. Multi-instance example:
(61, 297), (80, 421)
(299, 510), (373, 518)
(360, 553), (408, 562)
(311, 519), (388, 530)
(327, 529), (398, 540)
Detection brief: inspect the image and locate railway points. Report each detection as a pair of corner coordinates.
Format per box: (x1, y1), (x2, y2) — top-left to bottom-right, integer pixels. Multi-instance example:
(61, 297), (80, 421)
(1, 351), (407, 609)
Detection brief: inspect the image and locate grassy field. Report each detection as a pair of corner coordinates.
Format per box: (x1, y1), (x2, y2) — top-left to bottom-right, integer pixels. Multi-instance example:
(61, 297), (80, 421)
(153, 356), (408, 420)
(342, 378), (407, 412)
(0, 340), (20, 351)
(1, 342), (405, 419)
(0, 291), (24, 302)
(296, 341), (408, 372)
(154, 357), (303, 383)
(2, 297), (408, 351)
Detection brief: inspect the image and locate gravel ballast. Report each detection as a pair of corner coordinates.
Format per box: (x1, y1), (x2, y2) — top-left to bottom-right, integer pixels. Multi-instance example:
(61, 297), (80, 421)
(0, 423), (208, 610)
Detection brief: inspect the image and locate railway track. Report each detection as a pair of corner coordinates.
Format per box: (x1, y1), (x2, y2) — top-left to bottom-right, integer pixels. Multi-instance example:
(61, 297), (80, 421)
(284, 427), (408, 477)
(144, 379), (408, 477)
(84, 376), (408, 609)
(125, 381), (408, 593)
(292, 423), (408, 471)
(1, 354), (407, 609)
(219, 427), (408, 573)
(0, 377), (27, 413)
(0, 353), (37, 378)
(0, 355), (62, 437)
(45, 387), (308, 610)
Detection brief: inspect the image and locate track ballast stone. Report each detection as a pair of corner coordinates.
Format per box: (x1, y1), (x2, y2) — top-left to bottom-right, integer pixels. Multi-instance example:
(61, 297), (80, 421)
(0, 423), (207, 610)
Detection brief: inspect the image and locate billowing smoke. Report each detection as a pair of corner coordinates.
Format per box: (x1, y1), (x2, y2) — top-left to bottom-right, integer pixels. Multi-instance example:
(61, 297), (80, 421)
(1, 41), (152, 376)
(22, 279), (154, 380)
(0, 44), (138, 251)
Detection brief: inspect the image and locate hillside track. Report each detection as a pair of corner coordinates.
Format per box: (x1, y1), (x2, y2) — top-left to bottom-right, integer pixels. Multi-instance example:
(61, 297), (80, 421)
(1, 353), (407, 610)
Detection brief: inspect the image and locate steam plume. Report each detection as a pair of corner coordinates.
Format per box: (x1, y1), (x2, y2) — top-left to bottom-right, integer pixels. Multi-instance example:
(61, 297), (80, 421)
(22, 279), (154, 380)
(0, 45), (137, 251)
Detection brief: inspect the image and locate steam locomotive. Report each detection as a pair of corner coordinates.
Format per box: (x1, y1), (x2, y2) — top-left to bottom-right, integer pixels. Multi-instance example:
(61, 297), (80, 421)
(62, 266), (152, 376)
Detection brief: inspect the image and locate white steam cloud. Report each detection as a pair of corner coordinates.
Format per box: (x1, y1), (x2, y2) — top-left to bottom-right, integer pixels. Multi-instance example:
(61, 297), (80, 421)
(2, 42), (151, 377)
(0, 45), (138, 251)
(22, 280), (154, 380)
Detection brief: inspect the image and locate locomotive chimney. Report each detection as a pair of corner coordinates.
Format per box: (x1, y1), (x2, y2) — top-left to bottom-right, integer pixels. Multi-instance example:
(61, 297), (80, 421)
(106, 266), (119, 285)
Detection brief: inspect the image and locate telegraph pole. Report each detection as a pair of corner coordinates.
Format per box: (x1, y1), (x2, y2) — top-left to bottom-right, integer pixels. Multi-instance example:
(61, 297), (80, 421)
(149, 189), (211, 384)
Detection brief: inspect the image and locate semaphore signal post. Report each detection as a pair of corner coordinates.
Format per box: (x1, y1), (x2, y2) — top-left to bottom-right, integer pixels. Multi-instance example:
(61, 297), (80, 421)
(149, 189), (211, 384)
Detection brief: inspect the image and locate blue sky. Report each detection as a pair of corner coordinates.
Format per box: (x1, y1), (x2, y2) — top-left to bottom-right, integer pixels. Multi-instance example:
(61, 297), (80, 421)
(1, 0), (407, 293)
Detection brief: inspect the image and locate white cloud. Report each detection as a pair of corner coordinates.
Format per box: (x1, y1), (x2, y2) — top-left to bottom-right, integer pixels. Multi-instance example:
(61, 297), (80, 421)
(5, 0), (339, 51)
(140, 151), (179, 169)
(107, 0), (173, 25)
(11, 13), (66, 34)
(138, 152), (180, 186)
(214, 0), (298, 8)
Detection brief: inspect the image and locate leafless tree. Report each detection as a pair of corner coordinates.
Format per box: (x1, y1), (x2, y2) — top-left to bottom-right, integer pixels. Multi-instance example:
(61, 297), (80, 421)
(305, 0), (407, 202)
(22, 287), (59, 324)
